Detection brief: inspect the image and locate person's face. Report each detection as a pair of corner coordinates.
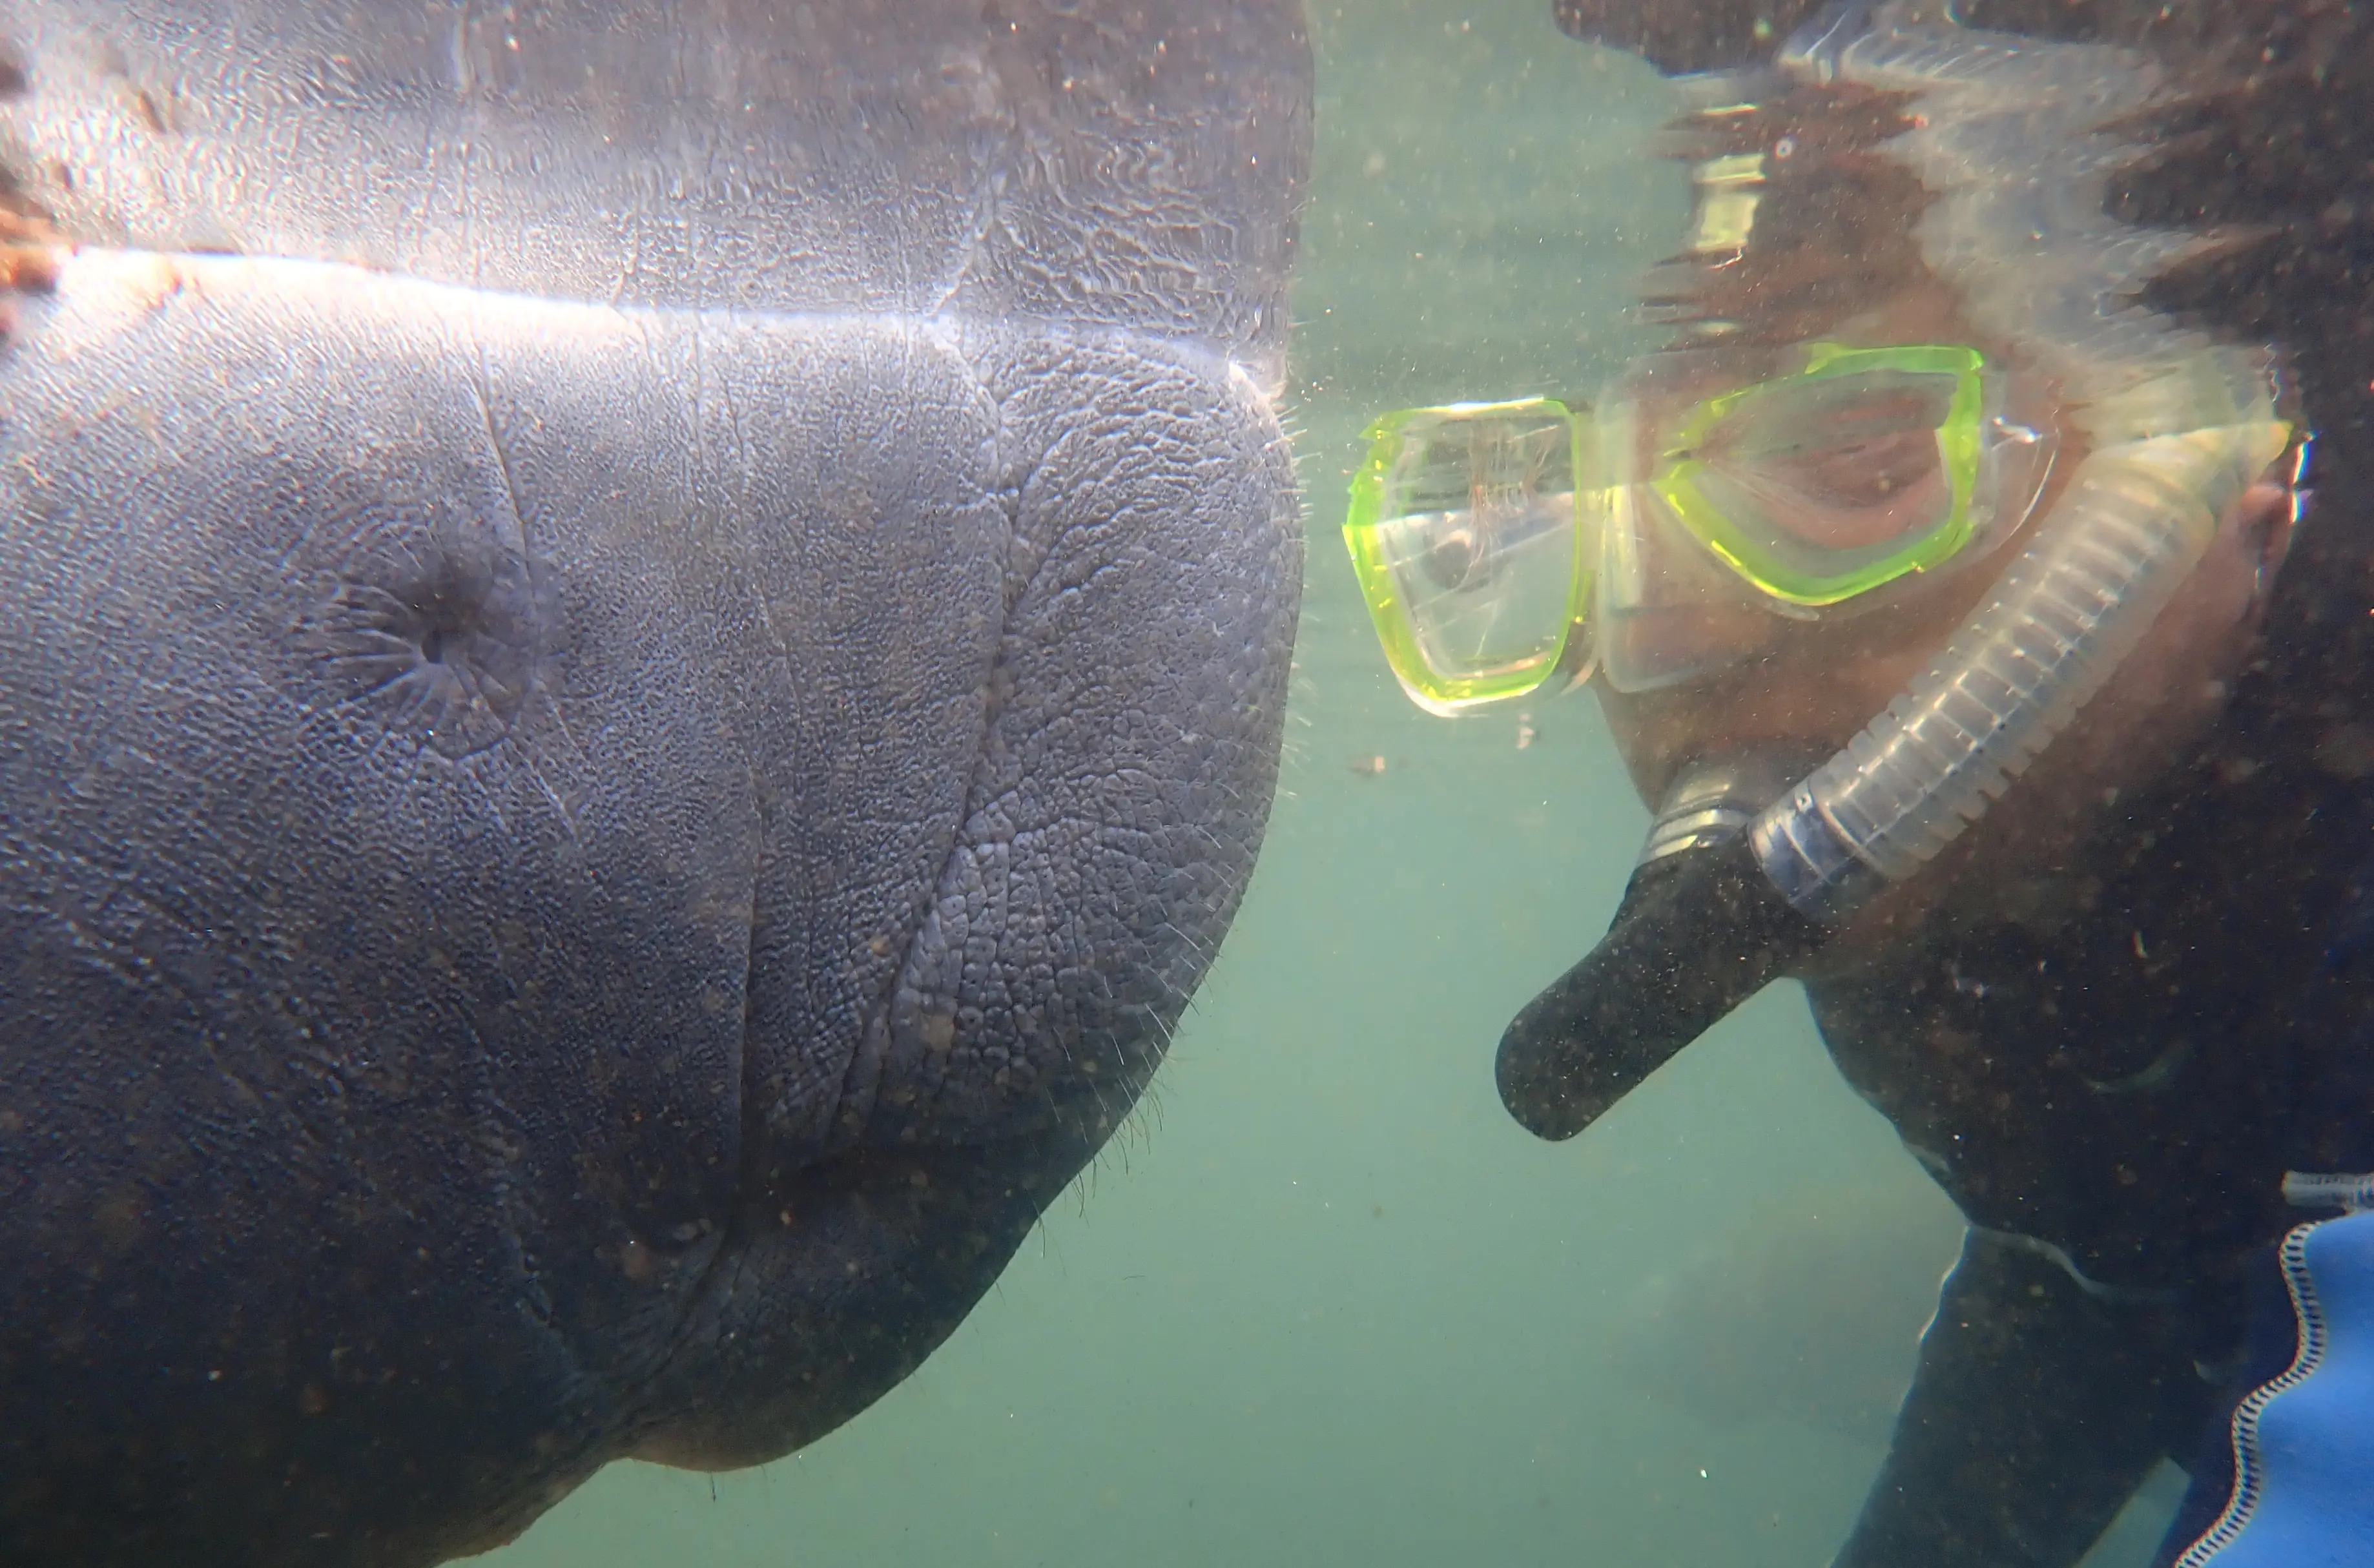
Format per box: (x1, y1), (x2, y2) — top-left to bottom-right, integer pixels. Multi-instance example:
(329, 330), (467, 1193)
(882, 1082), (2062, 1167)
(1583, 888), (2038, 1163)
(1590, 282), (2298, 967)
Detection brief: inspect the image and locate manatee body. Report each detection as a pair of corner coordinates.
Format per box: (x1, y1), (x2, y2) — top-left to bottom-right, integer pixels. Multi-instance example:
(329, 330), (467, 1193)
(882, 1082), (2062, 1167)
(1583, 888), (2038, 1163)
(0, 5), (1308, 1562)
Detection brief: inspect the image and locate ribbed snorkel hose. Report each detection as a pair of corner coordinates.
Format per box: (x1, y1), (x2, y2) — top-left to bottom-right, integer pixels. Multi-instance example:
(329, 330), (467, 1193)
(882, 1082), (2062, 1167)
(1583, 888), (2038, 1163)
(1500, 4), (2294, 1143)
(1755, 414), (2291, 917)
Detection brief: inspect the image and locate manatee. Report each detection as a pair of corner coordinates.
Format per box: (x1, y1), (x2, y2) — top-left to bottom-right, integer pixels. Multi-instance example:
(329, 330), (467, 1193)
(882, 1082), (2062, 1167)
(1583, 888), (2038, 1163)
(0, 5), (1309, 1563)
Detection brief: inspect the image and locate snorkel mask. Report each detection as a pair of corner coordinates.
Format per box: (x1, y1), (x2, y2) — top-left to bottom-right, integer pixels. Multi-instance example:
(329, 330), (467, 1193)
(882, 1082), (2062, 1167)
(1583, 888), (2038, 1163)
(1343, 0), (2298, 1141)
(1347, 340), (2057, 712)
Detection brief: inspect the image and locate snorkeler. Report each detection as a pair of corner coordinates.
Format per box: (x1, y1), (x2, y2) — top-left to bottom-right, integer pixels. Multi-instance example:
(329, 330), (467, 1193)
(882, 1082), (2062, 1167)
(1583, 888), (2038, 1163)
(1345, 3), (2374, 1563)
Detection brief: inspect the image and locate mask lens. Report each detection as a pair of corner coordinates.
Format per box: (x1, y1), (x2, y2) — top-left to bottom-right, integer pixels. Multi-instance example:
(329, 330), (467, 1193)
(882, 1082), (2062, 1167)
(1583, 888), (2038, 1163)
(1648, 345), (1990, 606)
(1344, 400), (1589, 713)
(1689, 370), (1958, 552)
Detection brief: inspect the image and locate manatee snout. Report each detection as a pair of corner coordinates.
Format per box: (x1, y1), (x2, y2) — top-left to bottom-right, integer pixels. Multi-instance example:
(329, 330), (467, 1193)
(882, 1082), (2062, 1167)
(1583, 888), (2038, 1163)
(0, 2), (1310, 1562)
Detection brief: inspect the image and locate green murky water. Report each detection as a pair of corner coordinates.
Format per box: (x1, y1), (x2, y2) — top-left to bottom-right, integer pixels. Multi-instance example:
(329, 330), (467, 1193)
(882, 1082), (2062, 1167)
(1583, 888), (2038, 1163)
(484, 6), (2173, 1562)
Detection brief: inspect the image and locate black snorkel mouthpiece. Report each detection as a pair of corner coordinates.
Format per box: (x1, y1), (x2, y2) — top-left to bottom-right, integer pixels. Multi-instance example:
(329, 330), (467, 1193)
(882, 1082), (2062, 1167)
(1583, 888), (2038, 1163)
(1496, 754), (1838, 1141)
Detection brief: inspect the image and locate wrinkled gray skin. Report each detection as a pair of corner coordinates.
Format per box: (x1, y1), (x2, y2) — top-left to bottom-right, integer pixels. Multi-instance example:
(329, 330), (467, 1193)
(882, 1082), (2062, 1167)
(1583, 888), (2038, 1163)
(0, 4), (1308, 1563)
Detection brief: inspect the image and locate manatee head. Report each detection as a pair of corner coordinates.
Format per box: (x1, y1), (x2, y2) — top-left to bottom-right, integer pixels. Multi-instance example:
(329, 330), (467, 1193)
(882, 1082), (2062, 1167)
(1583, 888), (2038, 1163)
(0, 4), (1309, 1563)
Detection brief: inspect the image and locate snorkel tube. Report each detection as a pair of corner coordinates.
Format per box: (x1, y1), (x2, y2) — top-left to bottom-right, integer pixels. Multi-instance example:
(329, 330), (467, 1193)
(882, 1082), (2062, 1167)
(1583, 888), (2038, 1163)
(1498, 1), (2294, 1140)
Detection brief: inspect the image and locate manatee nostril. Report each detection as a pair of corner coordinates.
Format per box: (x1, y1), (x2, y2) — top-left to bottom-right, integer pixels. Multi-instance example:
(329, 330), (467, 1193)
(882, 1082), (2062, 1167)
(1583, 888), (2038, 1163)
(300, 519), (553, 759)
(406, 581), (473, 666)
